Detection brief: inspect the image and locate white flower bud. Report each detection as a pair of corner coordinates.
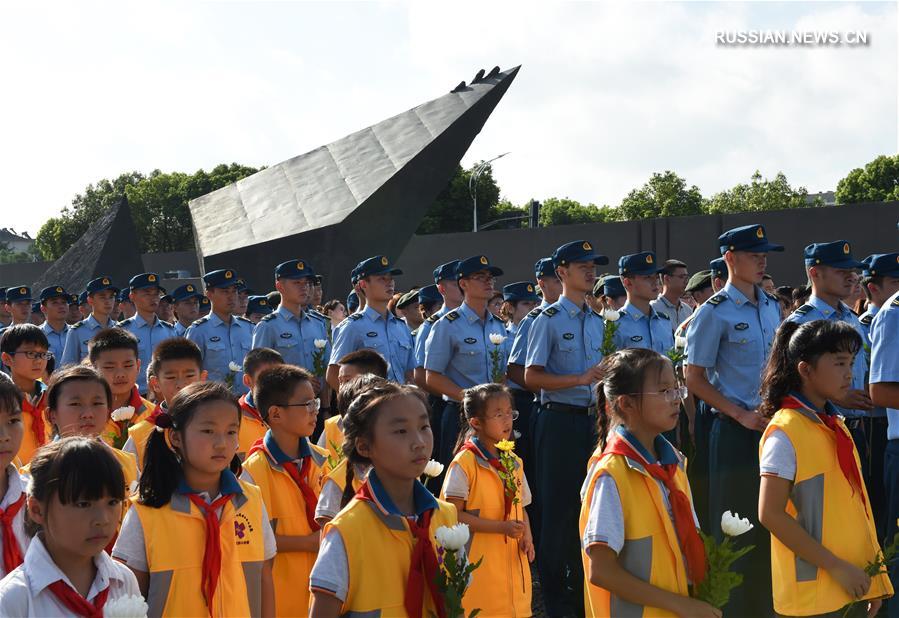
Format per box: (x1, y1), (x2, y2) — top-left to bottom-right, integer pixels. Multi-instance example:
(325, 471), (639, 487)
(314, 338), (328, 349)
(103, 593), (149, 618)
(675, 335), (687, 349)
(488, 333), (506, 345)
(422, 459), (444, 478)
(110, 406), (135, 422)
(228, 361), (242, 372)
(601, 308), (620, 322)
(720, 510), (754, 536)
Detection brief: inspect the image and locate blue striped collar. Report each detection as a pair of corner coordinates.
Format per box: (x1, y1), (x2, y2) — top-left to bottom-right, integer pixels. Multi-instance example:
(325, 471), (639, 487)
(262, 429), (311, 464)
(788, 391), (839, 416)
(615, 425), (678, 465)
(367, 469), (437, 517)
(176, 470), (243, 497)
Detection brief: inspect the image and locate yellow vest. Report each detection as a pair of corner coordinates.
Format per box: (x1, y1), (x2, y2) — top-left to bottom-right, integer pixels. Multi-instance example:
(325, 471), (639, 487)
(579, 448), (690, 618)
(128, 419), (154, 471)
(326, 496), (457, 616)
(101, 394), (154, 448)
(761, 407), (893, 615)
(440, 448), (531, 617)
(237, 414), (267, 461)
(133, 480), (266, 617)
(241, 440), (327, 617)
(323, 458), (366, 494)
(323, 415), (344, 465)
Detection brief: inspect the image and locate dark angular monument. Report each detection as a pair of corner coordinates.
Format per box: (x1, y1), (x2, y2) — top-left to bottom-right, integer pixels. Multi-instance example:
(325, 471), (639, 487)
(32, 197), (144, 293)
(189, 65), (521, 296)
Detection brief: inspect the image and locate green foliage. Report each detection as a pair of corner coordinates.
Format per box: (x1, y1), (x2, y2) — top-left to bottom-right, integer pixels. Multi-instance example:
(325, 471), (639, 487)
(417, 163), (501, 234)
(618, 171), (705, 220)
(705, 171), (816, 214)
(35, 164), (260, 259)
(538, 197), (616, 226)
(835, 154), (899, 204)
(433, 548), (482, 618)
(840, 531), (899, 617)
(694, 531), (755, 609)
(0, 242), (36, 264)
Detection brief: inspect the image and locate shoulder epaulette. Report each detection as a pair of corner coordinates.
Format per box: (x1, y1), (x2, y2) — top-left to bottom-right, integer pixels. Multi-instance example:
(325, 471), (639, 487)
(236, 316), (253, 324)
(765, 291), (779, 303)
(260, 313), (276, 322)
(543, 307), (559, 317)
(115, 319), (128, 328)
(892, 296), (899, 308)
(656, 311), (670, 320)
(426, 313), (440, 324)
(707, 293), (726, 307)
(310, 309), (327, 321)
(348, 313), (364, 321)
(161, 320), (175, 328)
(70, 321), (83, 330)
(860, 314), (874, 326)
(527, 307), (543, 318)
(191, 316), (210, 326)
(794, 304), (813, 316)
(444, 310), (460, 322)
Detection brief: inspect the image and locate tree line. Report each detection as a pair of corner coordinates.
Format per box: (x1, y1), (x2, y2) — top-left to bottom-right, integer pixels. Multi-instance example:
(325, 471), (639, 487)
(23, 154), (899, 262)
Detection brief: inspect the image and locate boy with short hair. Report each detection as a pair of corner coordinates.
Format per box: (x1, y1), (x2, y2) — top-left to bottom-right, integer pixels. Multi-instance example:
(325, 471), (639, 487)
(87, 328), (155, 449)
(241, 365), (327, 617)
(0, 325), (51, 463)
(317, 348), (388, 464)
(237, 347), (285, 459)
(122, 338), (207, 469)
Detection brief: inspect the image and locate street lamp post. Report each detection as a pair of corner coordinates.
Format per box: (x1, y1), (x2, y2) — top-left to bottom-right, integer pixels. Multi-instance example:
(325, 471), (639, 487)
(469, 152), (510, 232)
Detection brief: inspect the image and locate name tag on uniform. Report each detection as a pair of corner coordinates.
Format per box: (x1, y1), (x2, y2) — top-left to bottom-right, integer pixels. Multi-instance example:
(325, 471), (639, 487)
(563, 333), (575, 340)
(367, 332), (378, 338)
(280, 333), (292, 339)
(735, 323), (749, 331)
(210, 336), (221, 342)
(630, 335), (643, 342)
(464, 337), (477, 344)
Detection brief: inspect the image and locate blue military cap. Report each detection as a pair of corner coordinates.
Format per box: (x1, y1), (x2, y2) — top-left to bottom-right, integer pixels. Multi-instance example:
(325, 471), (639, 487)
(171, 283), (202, 302)
(534, 257), (556, 278)
(247, 295), (273, 315)
(39, 285), (68, 302)
(203, 269), (240, 289)
(418, 284), (442, 305)
(357, 255), (402, 279)
(199, 295), (210, 308)
(619, 252), (664, 277)
(551, 240), (609, 267)
(116, 288), (132, 303)
(31, 301), (41, 314)
(129, 272), (162, 290)
(235, 278), (247, 292)
(718, 224), (783, 255)
(5, 286), (32, 303)
(602, 275), (626, 298)
(456, 255), (503, 280)
(86, 276), (118, 295)
(160, 294), (174, 304)
(433, 260), (460, 283)
(804, 240), (865, 269)
(78, 291), (89, 305)
(862, 253), (899, 278)
(502, 281), (540, 302)
(68, 293), (79, 306)
(276, 258), (317, 280)
(709, 258), (727, 280)
(347, 290), (359, 313)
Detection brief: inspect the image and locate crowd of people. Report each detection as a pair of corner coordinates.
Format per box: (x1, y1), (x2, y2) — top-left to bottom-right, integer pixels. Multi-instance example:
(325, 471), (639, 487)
(0, 221), (895, 617)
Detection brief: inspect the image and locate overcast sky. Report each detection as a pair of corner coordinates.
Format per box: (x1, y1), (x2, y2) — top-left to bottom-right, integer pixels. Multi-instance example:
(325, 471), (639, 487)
(1, 1), (896, 237)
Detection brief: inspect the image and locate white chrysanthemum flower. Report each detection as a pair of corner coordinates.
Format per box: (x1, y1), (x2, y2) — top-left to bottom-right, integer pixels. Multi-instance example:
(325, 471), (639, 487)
(601, 308), (620, 322)
(435, 523), (470, 551)
(103, 594), (149, 618)
(488, 333), (506, 345)
(228, 361), (241, 372)
(422, 459), (444, 478)
(314, 339), (327, 349)
(675, 335), (687, 349)
(110, 406), (135, 422)
(721, 510), (754, 536)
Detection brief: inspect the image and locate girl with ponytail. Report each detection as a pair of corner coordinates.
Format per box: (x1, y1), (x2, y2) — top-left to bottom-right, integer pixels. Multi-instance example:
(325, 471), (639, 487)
(758, 319), (891, 616)
(111, 381), (276, 617)
(579, 348), (719, 618)
(309, 381), (458, 618)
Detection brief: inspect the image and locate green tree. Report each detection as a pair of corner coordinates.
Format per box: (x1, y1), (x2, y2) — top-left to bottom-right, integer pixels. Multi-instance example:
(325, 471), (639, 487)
(835, 154), (899, 203)
(417, 163), (501, 234)
(704, 171), (816, 214)
(538, 197), (615, 226)
(618, 171), (705, 220)
(0, 242), (34, 264)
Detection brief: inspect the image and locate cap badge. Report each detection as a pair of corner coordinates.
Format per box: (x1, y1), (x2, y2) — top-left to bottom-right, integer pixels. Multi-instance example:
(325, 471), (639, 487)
(756, 227), (764, 239)
(56, 287), (62, 293)
(297, 262), (304, 270)
(896, 255), (899, 264)
(527, 284), (534, 292)
(646, 254), (653, 264)
(225, 271), (233, 279)
(479, 256), (488, 265)
(19, 288), (25, 294)
(843, 243), (850, 255)
(582, 242), (592, 251)
(102, 278), (110, 285)
(148, 274), (157, 282)
(260, 300), (267, 305)
(380, 257), (389, 266)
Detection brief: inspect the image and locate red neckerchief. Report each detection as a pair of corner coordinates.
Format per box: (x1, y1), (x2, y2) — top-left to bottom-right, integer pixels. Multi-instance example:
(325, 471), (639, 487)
(238, 394), (265, 424)
(354, 481), (446, 618)
(187, 493), (234, 615)
(246, 438), (320, 531)
(781, 395), (866, 506)
(46, 580), (109, 618)
(146, 402), (165, 425)
(21, 387), (47, 448)
(603, 433), (707, 585)
(459, 440), (512, 519)
(0, 493), (25, 573)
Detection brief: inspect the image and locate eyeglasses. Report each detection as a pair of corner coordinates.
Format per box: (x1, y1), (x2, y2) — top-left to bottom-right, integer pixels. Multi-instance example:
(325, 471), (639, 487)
(277, 398), (320, 412)
(466, 273), (496, 283)
(628, 386), (687, 403)
(485, 409), (519, 421)
(13, 351), (53, 360)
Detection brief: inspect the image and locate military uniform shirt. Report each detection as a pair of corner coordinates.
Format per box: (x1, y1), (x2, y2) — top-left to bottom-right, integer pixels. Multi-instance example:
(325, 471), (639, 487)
(185, 312), (253, 394)
(685, 282), (781, 411)
(330, 306), (414, 384)
(39, 322), (69, 368)
(173, 321), (190, 337)
(870, 291), (899, 438)
(252, 306), (330, 374)
(423, 302), (509, 400)
(60, 314), (115, 368)
(525, 295), (605, 406)
(612, 302), (675, 354)
(117, 314), (177, 393)
(786, 295), (869, 418)
(413, 305), (451, 368)
(508, 301), (550, 392)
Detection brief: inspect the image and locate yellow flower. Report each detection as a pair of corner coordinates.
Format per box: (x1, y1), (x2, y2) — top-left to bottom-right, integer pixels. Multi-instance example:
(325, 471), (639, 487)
(495, 439), (515, 453)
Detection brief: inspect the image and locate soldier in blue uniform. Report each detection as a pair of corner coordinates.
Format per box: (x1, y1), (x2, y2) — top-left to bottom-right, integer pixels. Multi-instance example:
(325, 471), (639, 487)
(417, 284), (443, 321)
(709, 256), (727, 293)
(60, 277), (119, 368)
(2, 285), (32, 330)
(117, 287), (136, 321)
(29, 302), (43, 326)
(859, 253), (899, 336)
(0, 289), (9, 329)
(245, 295), (273, 324)
(117, 273), (177, 394)
(197, 294), (211, 318)
(413, 260), (461, 389)
(66, 293), (81, 326)
(38, 286), (70, 370)
(327, 255), (413, 388)
(186, 269), (254, 395)
(525, 241), (606, 617)
(424, 255), (508, 468)
(597, 274), (626, 312)
(684, 224), (783, 617)
(613, 251), (675, 354)
(252, 259), (329, 387)
(171, 283), (202, 336)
